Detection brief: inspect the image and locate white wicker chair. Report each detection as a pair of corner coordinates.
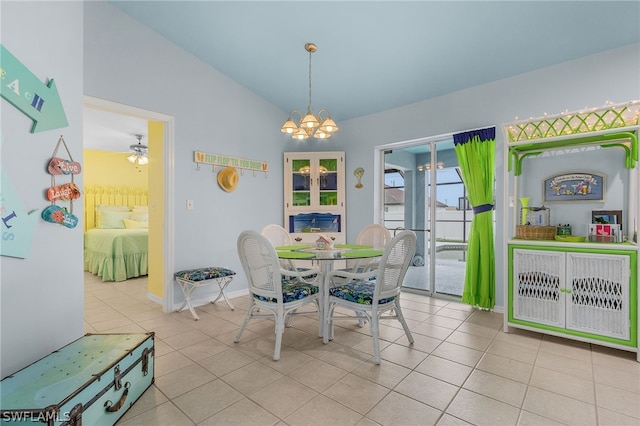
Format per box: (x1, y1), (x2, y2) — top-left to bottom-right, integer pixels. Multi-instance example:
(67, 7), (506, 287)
(324, 230), (417, 364)
(260, 224), (292, 248)
(348, 224), (392, 273)
(235, 230), (321, 361)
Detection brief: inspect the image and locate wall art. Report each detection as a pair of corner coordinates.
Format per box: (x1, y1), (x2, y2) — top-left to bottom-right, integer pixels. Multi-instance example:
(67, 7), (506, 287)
(543, 171), (605, 203)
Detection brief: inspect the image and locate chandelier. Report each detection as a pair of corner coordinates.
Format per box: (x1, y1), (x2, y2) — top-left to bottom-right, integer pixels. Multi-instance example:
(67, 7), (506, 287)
(281, 42), (339, 140)
(127, 134), (148, 165)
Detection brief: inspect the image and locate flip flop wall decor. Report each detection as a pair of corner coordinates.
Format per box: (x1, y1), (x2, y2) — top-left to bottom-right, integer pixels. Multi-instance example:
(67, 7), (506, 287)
(46, 182), (81, 202)
(48, 157), (81, 175)
(42, 136), (82, 229)
(41, 205), (78, 228)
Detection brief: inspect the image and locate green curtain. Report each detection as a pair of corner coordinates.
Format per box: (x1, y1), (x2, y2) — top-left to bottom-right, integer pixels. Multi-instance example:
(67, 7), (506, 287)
(453, 127), (496, 309)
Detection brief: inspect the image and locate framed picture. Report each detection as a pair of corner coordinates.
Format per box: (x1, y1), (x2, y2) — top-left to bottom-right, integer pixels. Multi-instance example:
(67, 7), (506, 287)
(592, 210), (622, 228)
(543, 171), (605, 202)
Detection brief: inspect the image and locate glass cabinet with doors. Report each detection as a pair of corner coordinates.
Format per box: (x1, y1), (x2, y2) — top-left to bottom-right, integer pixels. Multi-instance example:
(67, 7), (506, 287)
(284, 152), (345, 244)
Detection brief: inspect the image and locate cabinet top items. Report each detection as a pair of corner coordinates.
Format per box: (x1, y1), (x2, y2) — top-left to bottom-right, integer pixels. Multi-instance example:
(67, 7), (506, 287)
(503, 101), (639, 176)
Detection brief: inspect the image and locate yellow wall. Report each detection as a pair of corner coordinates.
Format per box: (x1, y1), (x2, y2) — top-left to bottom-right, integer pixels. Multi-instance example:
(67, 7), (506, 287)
(83, 150), (149, 187)
(147, 121), (164, 298)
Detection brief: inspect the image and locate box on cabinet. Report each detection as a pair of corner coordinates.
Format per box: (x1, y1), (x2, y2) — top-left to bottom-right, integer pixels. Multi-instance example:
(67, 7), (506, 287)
(588, 223), (622, 242)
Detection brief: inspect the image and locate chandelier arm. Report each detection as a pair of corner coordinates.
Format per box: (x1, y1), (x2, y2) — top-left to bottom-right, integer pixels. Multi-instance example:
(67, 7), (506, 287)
(316, 109), (330, 119)
(290, 110), (303, 122)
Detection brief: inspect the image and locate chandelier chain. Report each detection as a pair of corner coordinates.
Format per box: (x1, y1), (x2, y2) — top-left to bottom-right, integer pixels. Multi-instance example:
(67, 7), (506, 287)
(308, 48), (313, 113)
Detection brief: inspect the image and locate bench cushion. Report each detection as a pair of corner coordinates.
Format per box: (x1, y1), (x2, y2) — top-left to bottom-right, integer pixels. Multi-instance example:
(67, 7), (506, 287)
(175, 267), (236, 282)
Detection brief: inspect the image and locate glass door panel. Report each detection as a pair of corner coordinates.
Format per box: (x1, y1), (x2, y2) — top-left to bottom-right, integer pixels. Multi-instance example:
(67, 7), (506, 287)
(291, 159), (311, 207)
(319, 157), (338, 206)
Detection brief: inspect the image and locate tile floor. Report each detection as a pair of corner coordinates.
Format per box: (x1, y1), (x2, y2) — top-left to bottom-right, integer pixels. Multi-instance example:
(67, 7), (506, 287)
(83, 272), (640, 426)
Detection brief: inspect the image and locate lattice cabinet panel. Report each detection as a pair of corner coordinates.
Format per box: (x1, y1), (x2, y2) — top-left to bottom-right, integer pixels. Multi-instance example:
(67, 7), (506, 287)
(566, 252), (630, 340)
(512, 249), (565, 327)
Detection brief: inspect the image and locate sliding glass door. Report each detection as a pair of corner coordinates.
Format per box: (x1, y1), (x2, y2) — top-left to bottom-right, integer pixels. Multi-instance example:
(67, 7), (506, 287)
(382, 138), (470, 297)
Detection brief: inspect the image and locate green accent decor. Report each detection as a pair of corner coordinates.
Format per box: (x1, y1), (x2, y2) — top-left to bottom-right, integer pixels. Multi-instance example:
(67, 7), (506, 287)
(0, 44), (68, 133)
(334, 244), (373, 249)
(341, 249), (383, 259)
(454, 128), (496, 310)
(509, 131), (638, 176)
(506, 101), (639, 142)
(319, 191), (338, 206)
(507, 244), (637, 348)
(276, 251), (315, 259)
(274, 245), (312, 251)
(319, 158), (338, 172)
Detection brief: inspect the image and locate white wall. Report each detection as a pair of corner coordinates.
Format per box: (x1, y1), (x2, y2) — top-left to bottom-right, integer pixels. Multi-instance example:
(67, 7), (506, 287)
(1, 1), (638, 377)
(1, 1), (85, 378)
(83, 2), (291, 304)
(339, 44), (640, 309)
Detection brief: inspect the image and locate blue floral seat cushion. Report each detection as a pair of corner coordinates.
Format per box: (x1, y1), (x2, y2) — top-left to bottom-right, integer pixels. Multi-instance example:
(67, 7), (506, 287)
(329, 281), (395, 305)
(254, 278), (319, 303)
(175, 267), (236, 282)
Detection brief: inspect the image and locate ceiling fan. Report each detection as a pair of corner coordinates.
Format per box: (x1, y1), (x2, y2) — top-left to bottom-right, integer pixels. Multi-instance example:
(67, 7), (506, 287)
(127, 134), (148, 165)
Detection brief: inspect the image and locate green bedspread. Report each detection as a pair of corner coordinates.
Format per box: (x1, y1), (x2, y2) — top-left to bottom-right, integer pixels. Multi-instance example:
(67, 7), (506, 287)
(84, 229), (149, 282)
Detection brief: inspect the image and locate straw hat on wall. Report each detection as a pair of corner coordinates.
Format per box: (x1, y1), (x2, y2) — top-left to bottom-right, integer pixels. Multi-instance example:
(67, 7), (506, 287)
(217, 167), (239, 192)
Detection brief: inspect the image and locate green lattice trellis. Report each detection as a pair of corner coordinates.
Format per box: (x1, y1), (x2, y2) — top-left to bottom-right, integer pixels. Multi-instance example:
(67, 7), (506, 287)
(506, 101), (640, 142)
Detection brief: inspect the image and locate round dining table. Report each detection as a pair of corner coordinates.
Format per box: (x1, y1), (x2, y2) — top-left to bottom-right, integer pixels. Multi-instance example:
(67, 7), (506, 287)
(275, 244), (384, 338)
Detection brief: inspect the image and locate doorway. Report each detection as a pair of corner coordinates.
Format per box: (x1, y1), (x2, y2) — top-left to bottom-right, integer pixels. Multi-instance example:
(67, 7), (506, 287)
(82, 96), (175, 313)
(377, 136), (469, 298)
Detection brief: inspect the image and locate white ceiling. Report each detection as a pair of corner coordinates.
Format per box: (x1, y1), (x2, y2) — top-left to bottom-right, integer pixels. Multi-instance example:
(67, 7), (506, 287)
(83, 107), (148, 152)
(85, 1), (640, 151)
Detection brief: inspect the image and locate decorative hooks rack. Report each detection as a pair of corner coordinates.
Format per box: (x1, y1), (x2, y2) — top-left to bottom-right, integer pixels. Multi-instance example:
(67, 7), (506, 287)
(193, 151), (269, 177)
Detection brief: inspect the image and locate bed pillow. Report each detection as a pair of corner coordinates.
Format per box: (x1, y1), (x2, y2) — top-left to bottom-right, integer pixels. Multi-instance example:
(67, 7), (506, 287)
(128, 213), (149, 222)
(123, 218), (149, 229)
(96, 205), (130, 228)
(98, 210), (130, 229)
(132, 206), (148, 213)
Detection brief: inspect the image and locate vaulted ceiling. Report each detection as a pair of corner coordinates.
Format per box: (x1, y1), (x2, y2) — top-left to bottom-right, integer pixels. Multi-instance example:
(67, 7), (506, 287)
(85, 1), (640, 151)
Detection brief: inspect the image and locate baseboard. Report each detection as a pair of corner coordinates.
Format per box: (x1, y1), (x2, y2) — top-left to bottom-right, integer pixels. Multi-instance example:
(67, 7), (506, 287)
(171, 288), (249, 311)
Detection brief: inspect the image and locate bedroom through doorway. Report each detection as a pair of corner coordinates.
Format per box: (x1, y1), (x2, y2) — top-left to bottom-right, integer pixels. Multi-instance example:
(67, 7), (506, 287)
(82, 96), (175, 313)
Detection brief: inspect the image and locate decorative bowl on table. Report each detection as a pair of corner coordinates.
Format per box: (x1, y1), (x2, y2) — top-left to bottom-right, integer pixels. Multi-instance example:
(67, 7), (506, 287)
(554, 235), (587, 242)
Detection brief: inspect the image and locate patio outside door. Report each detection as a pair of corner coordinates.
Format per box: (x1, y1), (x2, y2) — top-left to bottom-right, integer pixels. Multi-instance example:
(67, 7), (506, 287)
(382, 138), (469, 297)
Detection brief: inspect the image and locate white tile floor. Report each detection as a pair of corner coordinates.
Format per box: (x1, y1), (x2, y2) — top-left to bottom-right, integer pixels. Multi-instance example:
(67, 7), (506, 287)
(83, 272), (640, 426)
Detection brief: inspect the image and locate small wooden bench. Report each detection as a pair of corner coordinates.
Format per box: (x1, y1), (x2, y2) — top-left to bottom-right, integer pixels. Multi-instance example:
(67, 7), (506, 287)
(174, 267), (236, 320)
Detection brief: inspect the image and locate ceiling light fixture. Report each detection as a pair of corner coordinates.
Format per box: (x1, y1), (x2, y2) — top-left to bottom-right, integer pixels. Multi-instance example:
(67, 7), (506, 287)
(281, 42), (339, 140)
(417, 161), (444, 172)
(127, 134), (148, 165)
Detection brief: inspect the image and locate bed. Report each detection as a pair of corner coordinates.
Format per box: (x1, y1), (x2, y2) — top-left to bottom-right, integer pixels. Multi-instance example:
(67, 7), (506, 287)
(83, 185), (149, 282)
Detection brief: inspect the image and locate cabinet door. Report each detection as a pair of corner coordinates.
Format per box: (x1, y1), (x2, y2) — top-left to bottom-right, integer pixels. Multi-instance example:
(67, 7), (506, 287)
(289, 157), (312, 207)
(565, 252), (630, 340)
(512, 249), (564, 327)
(317, 156), (340, 208)
(285, 153), (344, 210)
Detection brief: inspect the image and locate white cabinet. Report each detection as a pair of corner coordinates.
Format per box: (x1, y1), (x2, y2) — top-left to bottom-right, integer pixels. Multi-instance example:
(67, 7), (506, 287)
(511, 247), (632, 343)
(503, 122), (639, 360)
(284, 152), (345, 244)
